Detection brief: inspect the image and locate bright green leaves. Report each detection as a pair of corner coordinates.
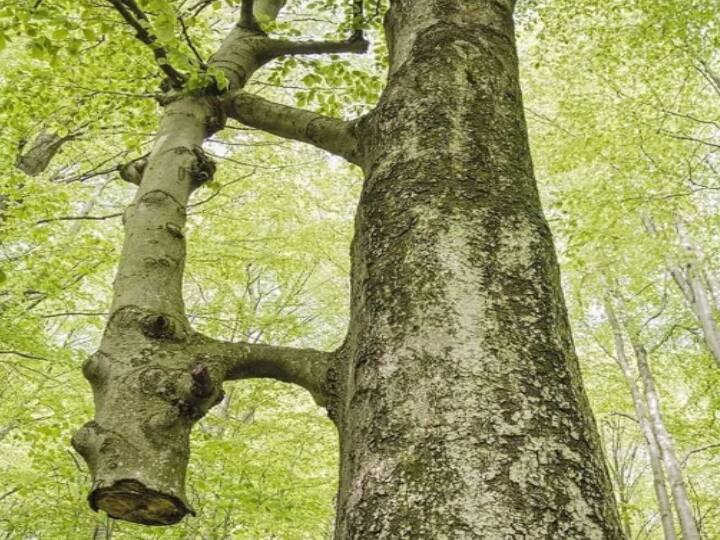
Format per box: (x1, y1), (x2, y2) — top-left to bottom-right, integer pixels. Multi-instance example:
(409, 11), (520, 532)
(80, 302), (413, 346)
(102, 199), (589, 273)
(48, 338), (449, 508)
(520, 1), (720, 536)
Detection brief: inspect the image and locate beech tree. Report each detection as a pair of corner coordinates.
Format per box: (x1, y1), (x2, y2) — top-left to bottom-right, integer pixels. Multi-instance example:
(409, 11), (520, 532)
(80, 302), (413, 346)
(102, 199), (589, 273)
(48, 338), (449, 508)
(3, 0), (626, 537)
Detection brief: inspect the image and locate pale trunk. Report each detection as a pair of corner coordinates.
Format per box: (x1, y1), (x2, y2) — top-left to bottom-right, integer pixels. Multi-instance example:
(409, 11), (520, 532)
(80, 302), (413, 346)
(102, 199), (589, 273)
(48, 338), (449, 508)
(674, 221), (720, 368)
(603, 298), (676, 540)
(642, 215), (720, 368)
(631, 344), (700, 540)
(72, 27), (271, 524)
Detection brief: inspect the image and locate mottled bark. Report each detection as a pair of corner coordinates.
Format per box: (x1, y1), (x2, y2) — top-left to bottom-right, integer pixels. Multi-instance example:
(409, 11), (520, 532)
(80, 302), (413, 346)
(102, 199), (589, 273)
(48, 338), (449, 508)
(73, 0), (624, 536)
(326, 1), (622, 537)
(603, 298), (676, 540)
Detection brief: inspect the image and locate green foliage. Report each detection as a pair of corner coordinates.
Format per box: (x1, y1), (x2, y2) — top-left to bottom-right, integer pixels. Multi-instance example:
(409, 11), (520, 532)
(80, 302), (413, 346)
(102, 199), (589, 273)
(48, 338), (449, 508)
(1, 0), (719, 537)
(521, 0), (720, 536)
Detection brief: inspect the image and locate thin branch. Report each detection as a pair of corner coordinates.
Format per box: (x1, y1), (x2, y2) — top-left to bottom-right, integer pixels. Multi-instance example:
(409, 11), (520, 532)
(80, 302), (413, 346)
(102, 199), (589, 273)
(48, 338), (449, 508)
(265, 34), (369, 59)
(224, 92), (360, 163)
(178, 14), (206, 66)
(0, 489), (19, 503)
(36, 213), (123, 225)
(680, 443), (720, 467)
(0, 350), (50, 362)
(40, 311), (109, 319)
(107, 0), (186, 87)
(659, 130), (720, 149)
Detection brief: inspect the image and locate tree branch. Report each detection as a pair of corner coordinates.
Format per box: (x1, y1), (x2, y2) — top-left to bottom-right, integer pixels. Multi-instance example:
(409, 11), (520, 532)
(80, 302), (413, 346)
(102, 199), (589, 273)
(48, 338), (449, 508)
(16, 130), (83, 176)
(224, 92), (361, 163)
(265, 34), (369, 59)
(199, 337), (333, 406)
(239, 0), (259, 30)
(107, 0), (186, 87)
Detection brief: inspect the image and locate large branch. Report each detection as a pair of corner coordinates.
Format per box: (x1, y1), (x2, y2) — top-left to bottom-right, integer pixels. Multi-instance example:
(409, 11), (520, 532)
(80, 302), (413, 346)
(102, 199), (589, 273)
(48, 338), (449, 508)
(239, 0), (259, 30)
(224, 92), (361, 163)
(199, 337), (334, 406)
(16, 130), (81, 176)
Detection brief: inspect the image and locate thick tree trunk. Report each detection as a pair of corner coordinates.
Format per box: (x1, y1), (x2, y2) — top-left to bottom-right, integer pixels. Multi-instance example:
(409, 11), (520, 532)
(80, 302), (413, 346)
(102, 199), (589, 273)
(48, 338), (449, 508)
(329, 1), (623, 537)
(603, 298), (676, 540)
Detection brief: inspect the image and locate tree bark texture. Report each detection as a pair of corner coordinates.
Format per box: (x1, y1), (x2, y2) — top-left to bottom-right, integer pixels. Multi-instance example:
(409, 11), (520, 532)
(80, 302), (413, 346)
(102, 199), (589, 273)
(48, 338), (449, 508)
(71, 0), (624, 537)
(330, 2), (622, 537)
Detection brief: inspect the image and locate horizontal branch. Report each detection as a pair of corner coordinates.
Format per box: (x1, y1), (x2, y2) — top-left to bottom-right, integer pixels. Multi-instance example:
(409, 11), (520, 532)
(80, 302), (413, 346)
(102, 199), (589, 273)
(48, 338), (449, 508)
(265, 35), (369, 59)
(0, 350), (50, 362)
(199, 337), (333, 406)
(224, 92), (360, 163)
(36, 213), (123, 225)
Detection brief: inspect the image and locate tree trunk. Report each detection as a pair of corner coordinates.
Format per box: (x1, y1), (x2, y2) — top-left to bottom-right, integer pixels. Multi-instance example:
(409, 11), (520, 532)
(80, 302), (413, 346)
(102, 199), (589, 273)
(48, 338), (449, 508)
(632, 344), (700, 540)
(72, 1), (624, 536)
(330, 1), (623, 537)
(642, 215), (720, 368)
(603, 298), (676, 540)
(673, 220), (720, 368)
(609, 291), (700, 540)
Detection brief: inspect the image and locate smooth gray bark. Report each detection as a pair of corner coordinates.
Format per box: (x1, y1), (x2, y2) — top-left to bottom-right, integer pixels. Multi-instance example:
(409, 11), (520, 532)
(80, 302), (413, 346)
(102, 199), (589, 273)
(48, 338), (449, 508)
(603, 298), (676, 540)
(642, 215), (720, 369)
(609, 292), (700, 540)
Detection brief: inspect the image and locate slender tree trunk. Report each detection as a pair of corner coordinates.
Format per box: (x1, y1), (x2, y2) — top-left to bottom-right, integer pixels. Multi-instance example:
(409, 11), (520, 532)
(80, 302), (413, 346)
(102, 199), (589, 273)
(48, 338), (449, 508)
(631, 344), (700, 540)
(72, 1), (624, 536)
(603, 298), (676, 540)
(642, 215), (720, 368)
(673, 220), (720, 367)
(328, 2), (622, 537)
(609, 292), (700, 540)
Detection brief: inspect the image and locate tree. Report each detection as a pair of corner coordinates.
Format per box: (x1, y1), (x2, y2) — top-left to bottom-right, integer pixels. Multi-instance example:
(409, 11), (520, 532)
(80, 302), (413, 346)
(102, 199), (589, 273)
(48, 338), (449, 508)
(520, 0), (720, 535)
(4, 0), (624, 537)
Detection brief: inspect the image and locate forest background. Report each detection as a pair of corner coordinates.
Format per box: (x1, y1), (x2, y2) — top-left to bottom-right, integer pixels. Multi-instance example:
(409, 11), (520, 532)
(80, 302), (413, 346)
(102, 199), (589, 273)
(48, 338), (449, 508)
(0, 0), (718, 538)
